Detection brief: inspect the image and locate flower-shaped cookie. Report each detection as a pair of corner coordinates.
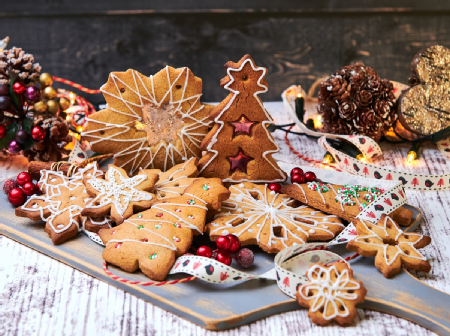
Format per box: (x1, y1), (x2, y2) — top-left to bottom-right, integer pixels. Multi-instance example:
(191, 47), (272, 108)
(205, 183), (345, 253)
(296, 262), (366, 326)
(82, 165), (159, 224)
(82, 67), (213, 174)
(15, 164), (111, 245)
(346, 214), (431, 278)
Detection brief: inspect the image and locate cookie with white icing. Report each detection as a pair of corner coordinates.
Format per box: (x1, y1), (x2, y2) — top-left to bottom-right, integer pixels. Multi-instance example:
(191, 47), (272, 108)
(281, 182), (413, 226)
(346, 214), (431, 278)
(15, 164), (112, 245)
(98, 178), (230, 280)
(205, 182), (344, 254)
(81, 67), (213, 175)
(296, 262), (366, 326)
(82, 164), (160, 225)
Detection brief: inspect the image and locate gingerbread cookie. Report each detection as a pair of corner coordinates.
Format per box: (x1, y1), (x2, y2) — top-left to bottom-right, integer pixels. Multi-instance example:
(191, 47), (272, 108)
(82, 165), (159, 225)
(15, 164), (112, 245)
(281, 182), (413, 226)
(205, 183), (344, 254)
(296, 262), (366, 326)
(82, 66), (213, 175)
(346, 214), (431, 278)
(152, 157), (199, 201)
(98, 178), (230, 280)
(198, 55), (286, 183)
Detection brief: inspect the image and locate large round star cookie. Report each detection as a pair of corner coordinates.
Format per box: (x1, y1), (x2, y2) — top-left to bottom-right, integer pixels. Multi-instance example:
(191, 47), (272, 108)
(82, 66), (213, 175)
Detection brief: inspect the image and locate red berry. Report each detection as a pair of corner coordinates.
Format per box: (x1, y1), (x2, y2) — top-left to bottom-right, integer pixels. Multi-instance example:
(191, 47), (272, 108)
(235, 248), (254, 268)
(291, 173), (305, 184)
(216, 235), (231, 251)
(3, 178), (19, 195)
(22, 182), (37, 196)
(31, 126), (46, 141)
(304, 171), (317, 182)
(12, 82), (26, 95)
(196, 245), (213, 258)
(16, 172), (32, 186)
(227, 234), (241, 254)
(216, 251), (232, 266)
(290, 167), (304, 176)
(268, 183), (282, 193)
(8, 187), (26, 206)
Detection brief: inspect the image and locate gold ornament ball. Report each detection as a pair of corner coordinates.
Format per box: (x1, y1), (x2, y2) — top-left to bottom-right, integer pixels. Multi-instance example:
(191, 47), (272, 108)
(47, 100), (60, 114)
(43, 86), (58, 100)
(39, 73), (53, 87)
(59, 97), (71, 111)
(34, 100), (48, 113)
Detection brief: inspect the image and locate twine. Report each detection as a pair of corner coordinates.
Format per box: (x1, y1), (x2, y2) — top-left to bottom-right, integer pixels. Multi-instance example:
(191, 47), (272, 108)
(53, 76), (101, 94)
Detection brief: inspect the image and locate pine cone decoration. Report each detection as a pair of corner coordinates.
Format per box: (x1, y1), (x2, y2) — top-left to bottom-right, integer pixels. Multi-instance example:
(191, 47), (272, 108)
(318, 62), (396, 142)
(0, 47), (42, 85)
(23, 116), (72, 162)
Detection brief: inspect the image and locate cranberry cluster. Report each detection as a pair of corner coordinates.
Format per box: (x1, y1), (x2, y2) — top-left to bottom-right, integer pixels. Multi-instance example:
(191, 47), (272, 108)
(3, 172), (39, 206)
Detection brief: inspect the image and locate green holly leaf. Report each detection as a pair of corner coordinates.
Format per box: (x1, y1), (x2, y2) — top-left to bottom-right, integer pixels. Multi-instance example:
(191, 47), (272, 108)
(0, 121), (19, 149)
(9, 75), (23, 113)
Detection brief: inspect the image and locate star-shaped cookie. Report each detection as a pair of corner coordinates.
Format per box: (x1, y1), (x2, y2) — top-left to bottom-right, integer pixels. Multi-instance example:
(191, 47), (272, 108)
(346, 214), (431, 278)
(82, 165), (159, 224)
(205, 182), (344, 253)
(15, 164), (112, 245)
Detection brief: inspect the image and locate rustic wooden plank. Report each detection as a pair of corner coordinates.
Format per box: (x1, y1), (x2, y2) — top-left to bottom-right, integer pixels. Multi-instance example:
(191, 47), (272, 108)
(1, 13), (449, 103)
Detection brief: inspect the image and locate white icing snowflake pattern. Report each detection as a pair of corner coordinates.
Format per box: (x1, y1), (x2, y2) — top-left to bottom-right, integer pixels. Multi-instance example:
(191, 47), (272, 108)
(298, 264), (362, 320)
(88, 166), (154, 216)
(82, 67), (212, 174)
(207, 183), (344, 253)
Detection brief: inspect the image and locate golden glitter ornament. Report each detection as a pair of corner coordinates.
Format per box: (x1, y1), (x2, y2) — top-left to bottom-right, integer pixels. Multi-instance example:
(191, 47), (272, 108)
(34, 100), (48, 113)
(47, 100), (60, 114)
(58, 97), (71, 111)
(398, 45), (450, 136)
(39, 73), (53, 87)
(43, 86), (57, 100)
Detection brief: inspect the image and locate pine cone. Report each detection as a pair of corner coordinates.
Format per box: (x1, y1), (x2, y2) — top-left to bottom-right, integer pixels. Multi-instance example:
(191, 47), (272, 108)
(0, 47), (42, 85)
(22, 116), (72, 162)
(318, 63), (397, 142)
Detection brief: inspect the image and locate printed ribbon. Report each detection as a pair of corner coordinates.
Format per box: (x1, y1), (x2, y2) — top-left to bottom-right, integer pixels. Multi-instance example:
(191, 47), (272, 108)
(88, 163), (408, 298)
(68, 138), (88, 164)
(282, 85), (450, 192)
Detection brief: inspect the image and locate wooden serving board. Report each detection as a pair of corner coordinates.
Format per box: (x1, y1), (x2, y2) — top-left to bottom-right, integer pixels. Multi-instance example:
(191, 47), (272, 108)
(1, 185), (450, 332)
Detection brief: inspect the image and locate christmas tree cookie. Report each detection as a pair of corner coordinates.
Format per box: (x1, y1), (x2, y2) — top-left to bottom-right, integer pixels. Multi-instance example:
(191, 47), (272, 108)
(98, 178), (230, 280)
(198, 54), (286, 183)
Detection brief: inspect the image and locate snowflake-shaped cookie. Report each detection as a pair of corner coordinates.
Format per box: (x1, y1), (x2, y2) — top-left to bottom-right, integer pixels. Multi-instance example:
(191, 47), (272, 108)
(346, 214), (431, 278)
(82, 165), (160, 224)
(81, 67), (213, 174)
(15, 164), (111, 245)
(205, 182), (345, 253)
(296, 262), (366, 326)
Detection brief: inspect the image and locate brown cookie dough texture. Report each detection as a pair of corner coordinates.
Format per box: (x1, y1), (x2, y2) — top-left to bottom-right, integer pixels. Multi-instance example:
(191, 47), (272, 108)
(82, 164), (159, 225)
(205, 182), (344, 254)
(281, 183), (413, 226)
(296, 262), (366, 326)
(15, 163), (111, 245)
(82, 66), (213, 175)
(98, 178), (230, 280)
(198, 54), (286, 183)
(346, 214), (431, 278)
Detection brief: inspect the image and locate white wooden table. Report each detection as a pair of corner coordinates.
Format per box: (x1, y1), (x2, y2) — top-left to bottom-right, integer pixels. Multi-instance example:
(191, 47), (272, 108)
(1, 102), (446, 336)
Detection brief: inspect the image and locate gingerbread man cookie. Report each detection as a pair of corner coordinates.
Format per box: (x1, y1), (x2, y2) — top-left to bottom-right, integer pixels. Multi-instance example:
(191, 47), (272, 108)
(205, 183), (344, 254)
(15, 164), (112, 245)
(82, 165), (159, 225)
(98, 178), (230, 280)
(346, 214), (431, 278)
(296, 262), (366, 326)
(82, 67), (213, 175)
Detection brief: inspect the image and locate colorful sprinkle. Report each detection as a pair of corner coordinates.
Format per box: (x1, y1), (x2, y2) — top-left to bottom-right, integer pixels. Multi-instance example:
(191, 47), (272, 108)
(202, 184), (211, 191)
(141, 238), (148, 242)
(155, 212), (163, 217)
(358, 203), (368, 211)
(155, 224), (161, 229)
(138, 225), (144, 229)
(115, 243), (122, 249)
(307, 182), (329, 193)
(173, 222), (182, 228)
(175, 209), (182, 213)
(149, 253), (158, 260)
(111, 230), (116, 235)
(187, 199), (196, 205)
(188, 215), (195, 219)
(173, 236), (180, 243)
(137, 214), (143, 218)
